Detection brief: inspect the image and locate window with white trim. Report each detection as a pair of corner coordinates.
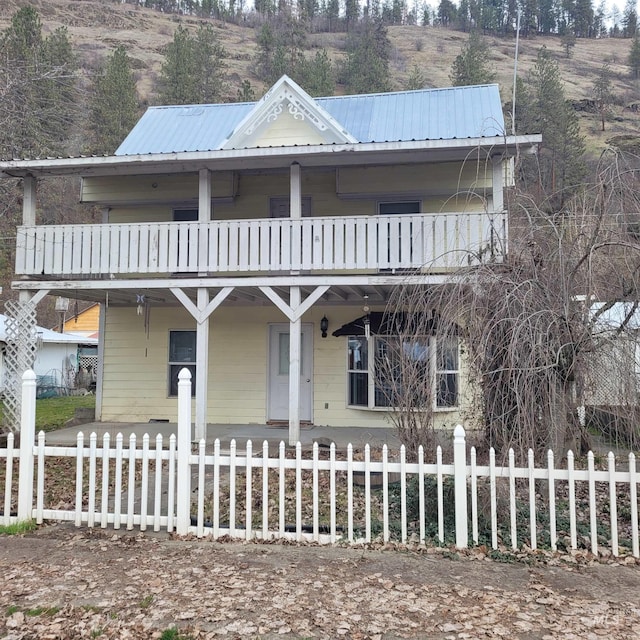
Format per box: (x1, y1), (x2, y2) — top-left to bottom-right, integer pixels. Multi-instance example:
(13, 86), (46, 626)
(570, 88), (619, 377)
(168, 330), (196, 397)
(377, 201), (421, 215)
(347, 335), (459, 410)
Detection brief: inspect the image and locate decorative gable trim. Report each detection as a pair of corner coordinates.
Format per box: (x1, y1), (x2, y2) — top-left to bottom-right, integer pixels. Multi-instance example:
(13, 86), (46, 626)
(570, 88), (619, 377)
(220, 75), (358, 150)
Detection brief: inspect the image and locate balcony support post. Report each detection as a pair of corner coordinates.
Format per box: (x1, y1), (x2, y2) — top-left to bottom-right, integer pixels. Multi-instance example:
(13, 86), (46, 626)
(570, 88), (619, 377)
(171, 286), (235, 442)
(195, 287), (209, 443)
(288, 285), (301, 446)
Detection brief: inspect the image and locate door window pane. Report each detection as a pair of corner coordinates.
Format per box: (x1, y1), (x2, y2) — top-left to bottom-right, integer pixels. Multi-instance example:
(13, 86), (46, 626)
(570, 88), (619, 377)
(277, 332), (305, 375)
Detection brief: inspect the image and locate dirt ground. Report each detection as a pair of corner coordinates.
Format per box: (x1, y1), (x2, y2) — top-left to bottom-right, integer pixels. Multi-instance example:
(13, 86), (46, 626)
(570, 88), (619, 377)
(0, 524), (639, 639)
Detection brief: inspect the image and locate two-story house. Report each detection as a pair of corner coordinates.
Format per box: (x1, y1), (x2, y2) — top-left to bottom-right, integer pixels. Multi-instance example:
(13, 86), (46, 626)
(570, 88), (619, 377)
(0, 76), (539, 443)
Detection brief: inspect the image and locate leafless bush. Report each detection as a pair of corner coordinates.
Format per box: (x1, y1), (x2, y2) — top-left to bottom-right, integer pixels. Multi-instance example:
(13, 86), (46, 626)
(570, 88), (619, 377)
(386, 149), (640, 461)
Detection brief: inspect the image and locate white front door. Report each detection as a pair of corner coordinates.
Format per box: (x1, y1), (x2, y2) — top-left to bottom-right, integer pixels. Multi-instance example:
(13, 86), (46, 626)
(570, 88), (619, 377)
(268, 323), (313, 422)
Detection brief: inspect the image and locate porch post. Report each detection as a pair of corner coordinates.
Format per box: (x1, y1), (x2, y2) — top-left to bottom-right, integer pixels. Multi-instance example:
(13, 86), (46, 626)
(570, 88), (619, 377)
(22, 175), (36, 225)
(195, 287), (209, 442)
(198, 168), (212, 221)
(290, 162), (301, 219)
(289, 286), (301, 446)
(491, 156), (504, 213)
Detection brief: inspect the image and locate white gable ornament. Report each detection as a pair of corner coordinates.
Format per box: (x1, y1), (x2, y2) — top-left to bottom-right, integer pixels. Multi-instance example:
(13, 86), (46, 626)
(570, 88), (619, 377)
(221, 75), (357, 150)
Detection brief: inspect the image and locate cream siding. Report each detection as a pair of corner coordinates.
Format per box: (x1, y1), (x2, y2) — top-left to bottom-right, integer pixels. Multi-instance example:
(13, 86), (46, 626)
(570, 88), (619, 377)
(252, 111), (327, 147)
(336, 162), (492, 198)
(101, 163), (488, 225)
(81, 172), (235, 205)
(100, 304), (469, 429)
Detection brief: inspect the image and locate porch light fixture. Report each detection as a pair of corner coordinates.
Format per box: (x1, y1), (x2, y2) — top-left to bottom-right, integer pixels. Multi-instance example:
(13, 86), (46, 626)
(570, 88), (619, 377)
(363, 296), (371, 340)
(320, 315), (329, 338)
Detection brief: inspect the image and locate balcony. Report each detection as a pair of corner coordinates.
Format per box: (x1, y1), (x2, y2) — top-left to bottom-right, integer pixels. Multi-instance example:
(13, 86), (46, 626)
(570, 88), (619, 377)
(15, 212), (506, 279)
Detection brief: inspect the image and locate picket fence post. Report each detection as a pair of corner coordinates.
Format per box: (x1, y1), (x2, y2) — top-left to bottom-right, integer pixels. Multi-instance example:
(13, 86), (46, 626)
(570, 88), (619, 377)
(176, 367), (192, 535)
(17, 369), (37, 522)
(453, 424), (468, 548)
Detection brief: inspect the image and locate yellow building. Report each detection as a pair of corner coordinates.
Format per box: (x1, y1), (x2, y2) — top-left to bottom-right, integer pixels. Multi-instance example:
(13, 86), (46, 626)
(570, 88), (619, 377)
(1, 76), (540, 444)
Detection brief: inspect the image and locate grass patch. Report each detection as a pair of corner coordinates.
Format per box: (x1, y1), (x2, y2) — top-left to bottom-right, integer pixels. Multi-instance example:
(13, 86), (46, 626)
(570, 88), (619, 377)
(0, 520), (38, 535)
(160, 628), (193, 640)
(6, 605), (19, 616)
(0, 395), (95, 433)
(25, 607), (60, 616)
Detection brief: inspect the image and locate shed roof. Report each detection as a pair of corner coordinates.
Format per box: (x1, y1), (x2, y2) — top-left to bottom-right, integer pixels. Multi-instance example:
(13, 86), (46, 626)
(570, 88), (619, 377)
(0, 315), (98, 345)
(116, 81), (506, 156)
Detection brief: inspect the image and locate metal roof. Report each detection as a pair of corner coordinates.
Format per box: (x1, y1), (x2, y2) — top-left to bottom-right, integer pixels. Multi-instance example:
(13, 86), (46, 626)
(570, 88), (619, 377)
(115, 83), (506, 156)
(0, 314), (98, 345)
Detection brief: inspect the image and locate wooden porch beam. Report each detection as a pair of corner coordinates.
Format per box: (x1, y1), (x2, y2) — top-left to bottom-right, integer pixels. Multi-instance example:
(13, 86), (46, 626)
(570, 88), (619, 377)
(13, 274), (451, 292)
(259, 285), (330, 322)
(170, 286), (234, 323)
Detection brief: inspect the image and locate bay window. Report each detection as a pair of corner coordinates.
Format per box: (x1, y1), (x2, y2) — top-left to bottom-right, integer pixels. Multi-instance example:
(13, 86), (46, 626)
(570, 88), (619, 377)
(347, 335), (459, 410)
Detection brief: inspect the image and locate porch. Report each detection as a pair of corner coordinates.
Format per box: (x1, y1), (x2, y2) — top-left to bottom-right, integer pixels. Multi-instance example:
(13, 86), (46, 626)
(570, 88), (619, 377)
(42, 420), (400, 450)
(15, 211), (506, 278)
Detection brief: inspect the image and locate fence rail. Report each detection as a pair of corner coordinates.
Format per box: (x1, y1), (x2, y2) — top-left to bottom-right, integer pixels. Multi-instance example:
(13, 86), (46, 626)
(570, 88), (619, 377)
(15, 212), (505, 276)
(1, 369), (639, 558)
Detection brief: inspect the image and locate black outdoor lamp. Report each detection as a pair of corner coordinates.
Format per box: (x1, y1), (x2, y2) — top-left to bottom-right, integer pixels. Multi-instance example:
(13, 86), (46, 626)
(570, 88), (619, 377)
(320, 315), (329, 338)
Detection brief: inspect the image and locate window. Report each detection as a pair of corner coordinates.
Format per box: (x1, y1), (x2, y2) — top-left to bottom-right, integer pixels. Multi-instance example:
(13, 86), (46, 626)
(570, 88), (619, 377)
(347, 335), (458, 410)
(347, 337), (369, 406)
(168, 330), (196, 397)
(173, 209), (198, 221)
(378, 201), (421, 215)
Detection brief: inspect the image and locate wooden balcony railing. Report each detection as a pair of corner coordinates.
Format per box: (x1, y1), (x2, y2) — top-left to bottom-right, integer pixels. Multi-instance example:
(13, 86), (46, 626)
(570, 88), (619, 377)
(15, 212), (506, 278)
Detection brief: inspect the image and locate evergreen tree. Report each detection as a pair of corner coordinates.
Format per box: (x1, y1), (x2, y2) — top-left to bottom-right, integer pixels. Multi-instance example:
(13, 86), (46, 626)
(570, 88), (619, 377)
(592, 64), (614, 132)
(0, 7), (78, 159)
(560, 29), (577, 57)
(437, 0), (457, 26)
(593, 1), (608, 38)
(300, 49), (335, 96)
(623, 0), (638, 37)
(574, 0), (594, 38)
(449, 31), (496, 86)
(255, 16), (307, 85)
(324, 0), (340, 31)
(515, 48), (586, 209)
(158, 24), (227, 105)
(342, 18), (391, 94)
(192, 24), (228, 103)
(88, 45), (140, 154)
(236, 79), (256, 102)
(158, 25), (196, 104)
(628, 31), (640, 78)
(538, 0), (557, 35)
(405, 64), (426, 90)
(345, 0), (360, 31)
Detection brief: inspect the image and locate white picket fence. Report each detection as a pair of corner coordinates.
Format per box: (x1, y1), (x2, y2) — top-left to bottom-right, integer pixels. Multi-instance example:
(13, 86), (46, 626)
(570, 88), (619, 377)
(1, 369), (639, 557)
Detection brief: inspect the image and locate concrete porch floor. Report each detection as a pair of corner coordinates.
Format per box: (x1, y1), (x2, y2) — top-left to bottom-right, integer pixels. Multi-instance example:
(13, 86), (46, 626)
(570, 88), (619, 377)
(43, 421), (401, 451)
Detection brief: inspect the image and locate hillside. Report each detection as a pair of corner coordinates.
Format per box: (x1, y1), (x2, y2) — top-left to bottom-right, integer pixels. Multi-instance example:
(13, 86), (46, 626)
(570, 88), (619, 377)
(1, 0), (639, 156)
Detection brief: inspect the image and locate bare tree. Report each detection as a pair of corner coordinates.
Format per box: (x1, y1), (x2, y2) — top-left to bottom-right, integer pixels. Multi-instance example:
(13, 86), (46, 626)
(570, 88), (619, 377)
(384, 150), (640, 461)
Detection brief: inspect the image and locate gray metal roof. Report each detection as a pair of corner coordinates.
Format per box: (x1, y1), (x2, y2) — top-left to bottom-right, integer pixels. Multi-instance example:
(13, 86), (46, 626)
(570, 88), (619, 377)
(116, 83), (506, 156)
